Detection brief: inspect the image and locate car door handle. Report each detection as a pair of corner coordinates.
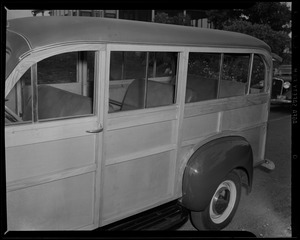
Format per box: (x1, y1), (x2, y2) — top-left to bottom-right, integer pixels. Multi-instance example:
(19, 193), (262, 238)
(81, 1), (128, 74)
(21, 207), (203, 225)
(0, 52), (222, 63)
(86, 127), (103, 133)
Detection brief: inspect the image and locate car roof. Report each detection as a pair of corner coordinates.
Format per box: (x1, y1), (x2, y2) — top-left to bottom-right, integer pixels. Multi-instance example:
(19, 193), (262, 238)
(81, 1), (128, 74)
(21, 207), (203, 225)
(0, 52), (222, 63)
(6, 16), (271, 79)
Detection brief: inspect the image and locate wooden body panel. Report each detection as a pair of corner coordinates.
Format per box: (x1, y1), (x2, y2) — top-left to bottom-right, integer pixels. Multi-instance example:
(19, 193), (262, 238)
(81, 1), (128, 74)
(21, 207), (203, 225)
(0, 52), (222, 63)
(182, 113), (220, 141)
(102, 151), (175, 224)
(7, 172), (95, 230)
(101, 105), (179, 224)
(6, 136), (95, 183)
(180, 95), (268, 173)
(105, 120), (176, 164)
(221, 103), (268, 130)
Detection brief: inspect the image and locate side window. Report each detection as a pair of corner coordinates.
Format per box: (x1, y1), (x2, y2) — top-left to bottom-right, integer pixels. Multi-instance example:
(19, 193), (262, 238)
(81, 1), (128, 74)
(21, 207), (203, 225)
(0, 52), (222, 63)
(36, 51), (95, 120)
(37, 52), (77, 84)
(186, 53), (220, 103)
(219, 54), (250, 98)
(5, 51), (96, 125)
(109, 51), (178, 113)
(249, 54), (266, 94)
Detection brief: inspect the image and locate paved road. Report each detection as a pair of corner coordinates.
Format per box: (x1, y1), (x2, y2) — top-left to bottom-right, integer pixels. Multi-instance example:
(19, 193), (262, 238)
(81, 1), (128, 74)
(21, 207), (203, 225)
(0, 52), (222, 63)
(177, 106), (292, 237)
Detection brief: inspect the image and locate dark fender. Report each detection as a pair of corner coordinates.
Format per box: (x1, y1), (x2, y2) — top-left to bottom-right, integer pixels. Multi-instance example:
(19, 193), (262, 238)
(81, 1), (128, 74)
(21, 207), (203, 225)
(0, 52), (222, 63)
(182, 136), (253, 212)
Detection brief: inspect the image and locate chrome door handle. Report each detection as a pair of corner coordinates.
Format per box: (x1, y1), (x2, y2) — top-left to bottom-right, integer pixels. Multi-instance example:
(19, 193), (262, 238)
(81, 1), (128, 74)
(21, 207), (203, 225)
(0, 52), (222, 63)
(86, 127), (103, 133)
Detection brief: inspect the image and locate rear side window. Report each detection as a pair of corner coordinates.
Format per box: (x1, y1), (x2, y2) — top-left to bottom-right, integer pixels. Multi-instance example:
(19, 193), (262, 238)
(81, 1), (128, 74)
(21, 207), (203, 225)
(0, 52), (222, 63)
(184, 52), (267, 104)
(186, 53), (220, 103)
(108, 51), (178, 113)
(219, 53), (250, 98)
(249, 54), (266, 94)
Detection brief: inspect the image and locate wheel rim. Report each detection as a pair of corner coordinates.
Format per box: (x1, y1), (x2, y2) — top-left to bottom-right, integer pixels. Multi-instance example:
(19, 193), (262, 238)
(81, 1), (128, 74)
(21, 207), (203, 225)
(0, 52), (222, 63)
(209, 180), (237, 224)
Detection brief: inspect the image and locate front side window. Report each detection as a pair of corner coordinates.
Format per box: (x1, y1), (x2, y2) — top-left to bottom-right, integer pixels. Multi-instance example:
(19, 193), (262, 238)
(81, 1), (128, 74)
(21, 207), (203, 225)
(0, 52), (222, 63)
(37, 52), (78, 84)
(109, 51), (178, 113)
(219, 53), (250, 98)
(5, 51), (96, 125)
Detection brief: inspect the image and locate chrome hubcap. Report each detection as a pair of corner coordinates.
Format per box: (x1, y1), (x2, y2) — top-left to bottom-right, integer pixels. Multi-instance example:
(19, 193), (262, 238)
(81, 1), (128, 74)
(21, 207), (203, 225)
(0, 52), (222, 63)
(209, 180), (237, 224)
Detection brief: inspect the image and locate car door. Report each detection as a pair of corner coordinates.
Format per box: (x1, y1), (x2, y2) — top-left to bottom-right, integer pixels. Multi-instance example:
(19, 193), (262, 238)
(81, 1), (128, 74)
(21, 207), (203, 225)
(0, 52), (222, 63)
(5, 45), (105, 230)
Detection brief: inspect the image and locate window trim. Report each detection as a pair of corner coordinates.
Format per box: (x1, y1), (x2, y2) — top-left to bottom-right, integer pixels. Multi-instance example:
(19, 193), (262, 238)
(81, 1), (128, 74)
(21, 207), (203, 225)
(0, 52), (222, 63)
(5, 44), (105, 126)
(108, 49), (180, 113)
(246, 54), (255, 95)
(186, 51), (269, 104)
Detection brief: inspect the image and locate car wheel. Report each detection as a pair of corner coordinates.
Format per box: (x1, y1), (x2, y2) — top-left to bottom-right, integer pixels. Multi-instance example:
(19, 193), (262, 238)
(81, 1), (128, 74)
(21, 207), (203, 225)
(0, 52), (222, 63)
(190, 170), (242, 230)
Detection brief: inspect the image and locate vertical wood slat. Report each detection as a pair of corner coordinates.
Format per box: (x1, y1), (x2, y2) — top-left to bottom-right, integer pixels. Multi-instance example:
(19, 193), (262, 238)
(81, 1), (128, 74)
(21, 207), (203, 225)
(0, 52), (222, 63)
(173, 51), (188, 196)
(216, 53), (224, 98)
(97, 50), (109, 227)
(144, 52), (149, 108)
(31, 64), (38, 122)
(246, 54), (254, 95)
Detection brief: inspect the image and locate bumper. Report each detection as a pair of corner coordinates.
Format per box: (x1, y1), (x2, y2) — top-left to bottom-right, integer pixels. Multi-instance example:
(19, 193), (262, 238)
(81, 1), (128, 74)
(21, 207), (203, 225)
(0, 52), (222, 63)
(271, 98), (291, 105)
(254, 159), (275, 171)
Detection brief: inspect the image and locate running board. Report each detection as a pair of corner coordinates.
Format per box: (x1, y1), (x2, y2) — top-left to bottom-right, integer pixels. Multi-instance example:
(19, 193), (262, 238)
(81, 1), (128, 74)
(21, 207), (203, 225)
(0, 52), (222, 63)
(97, 200), (189, 231)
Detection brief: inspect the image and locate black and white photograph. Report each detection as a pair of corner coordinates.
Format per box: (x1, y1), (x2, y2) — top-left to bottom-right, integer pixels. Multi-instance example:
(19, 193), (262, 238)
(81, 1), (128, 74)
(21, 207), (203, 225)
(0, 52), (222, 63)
(1, 2), (295, 238)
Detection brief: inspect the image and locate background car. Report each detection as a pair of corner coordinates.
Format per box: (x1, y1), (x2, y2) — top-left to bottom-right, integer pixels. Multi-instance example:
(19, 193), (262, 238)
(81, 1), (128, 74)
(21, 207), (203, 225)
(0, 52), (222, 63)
(271, 65), (291, 105)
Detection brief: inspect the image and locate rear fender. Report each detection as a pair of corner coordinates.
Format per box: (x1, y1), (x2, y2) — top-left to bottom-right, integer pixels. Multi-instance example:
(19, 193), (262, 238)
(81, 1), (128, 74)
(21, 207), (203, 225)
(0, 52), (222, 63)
(181, 136), (253, 212)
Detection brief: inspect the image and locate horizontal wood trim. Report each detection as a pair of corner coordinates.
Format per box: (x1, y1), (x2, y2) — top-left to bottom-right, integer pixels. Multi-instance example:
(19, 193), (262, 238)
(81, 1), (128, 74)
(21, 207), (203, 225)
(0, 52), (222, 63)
(184, 93), (269, 118)
(7, 164), (97, 192)
(180, 122), (267, 148)
(5, 118), (98, 147)
(107, 105), (178, 130)
(107, 44), (271, 56)
(107, 44), (187, 52)
(105, 144), (177, 166)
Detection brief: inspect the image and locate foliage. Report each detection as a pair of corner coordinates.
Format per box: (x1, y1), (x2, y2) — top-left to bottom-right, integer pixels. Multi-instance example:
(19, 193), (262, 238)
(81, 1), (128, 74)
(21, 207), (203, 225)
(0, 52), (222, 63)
(205, 2), (291, 32)
(154, 12), (192, 26)
(188, 53), (220, 79)
(242, 2), (291, 33)
(223, 20), (290, 57)
(204, 9), (242, 29)
(154, 4), (291, 63)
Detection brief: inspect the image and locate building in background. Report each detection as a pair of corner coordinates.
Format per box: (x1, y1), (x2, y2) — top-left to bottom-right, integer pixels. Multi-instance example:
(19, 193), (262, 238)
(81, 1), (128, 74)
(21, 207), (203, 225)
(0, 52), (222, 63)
(31, 9), (213, 28)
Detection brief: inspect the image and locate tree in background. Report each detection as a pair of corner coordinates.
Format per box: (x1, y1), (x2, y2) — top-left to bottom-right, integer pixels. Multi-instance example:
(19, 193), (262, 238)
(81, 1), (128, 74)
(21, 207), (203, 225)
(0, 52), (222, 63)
(154, 12), (192, 26)
(205, 2), (291, 32)
(205, 2), (291, 64)
(242, 2), (291, 33)
(223, 20), (290, 61)
(204, 9), (242, 29)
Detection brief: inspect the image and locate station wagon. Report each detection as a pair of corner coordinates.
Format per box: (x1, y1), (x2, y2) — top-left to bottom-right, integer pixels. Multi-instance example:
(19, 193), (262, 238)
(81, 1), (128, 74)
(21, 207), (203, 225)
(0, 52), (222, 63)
(5, 16), (274, 231)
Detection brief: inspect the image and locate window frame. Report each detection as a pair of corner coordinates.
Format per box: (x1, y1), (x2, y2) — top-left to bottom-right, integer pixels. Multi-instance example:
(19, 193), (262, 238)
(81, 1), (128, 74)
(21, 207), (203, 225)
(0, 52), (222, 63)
(106, 44), (187, 115)
(248, 53), (268, 94)
(5, 44), (105, 127)
(106, 44), (271, 112)
(184, 49), (270, 105)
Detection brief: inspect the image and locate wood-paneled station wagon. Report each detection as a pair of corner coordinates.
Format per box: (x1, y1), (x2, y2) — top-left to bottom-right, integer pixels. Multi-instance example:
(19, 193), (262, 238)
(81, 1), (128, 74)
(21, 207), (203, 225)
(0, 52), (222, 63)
(5, 16), (275, 231)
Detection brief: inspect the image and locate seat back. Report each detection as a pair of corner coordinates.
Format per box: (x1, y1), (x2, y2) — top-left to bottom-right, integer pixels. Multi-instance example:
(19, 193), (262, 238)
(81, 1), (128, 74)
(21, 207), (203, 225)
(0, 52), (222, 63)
(121, 79), (175, 110)
(23, 85), (92, 120)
